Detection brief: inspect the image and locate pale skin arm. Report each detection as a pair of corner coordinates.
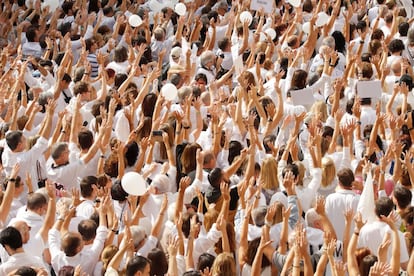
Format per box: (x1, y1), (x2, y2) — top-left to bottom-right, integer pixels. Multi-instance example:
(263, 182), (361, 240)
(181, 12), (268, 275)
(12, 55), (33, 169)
(347, 212), (365, 276)
(39, 180), (57, 243)
(0, 164), (19, 225)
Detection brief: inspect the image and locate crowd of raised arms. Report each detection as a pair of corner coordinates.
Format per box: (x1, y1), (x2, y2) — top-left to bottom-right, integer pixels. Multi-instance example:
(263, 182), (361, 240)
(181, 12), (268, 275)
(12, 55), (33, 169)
(2, 0), (414, 275)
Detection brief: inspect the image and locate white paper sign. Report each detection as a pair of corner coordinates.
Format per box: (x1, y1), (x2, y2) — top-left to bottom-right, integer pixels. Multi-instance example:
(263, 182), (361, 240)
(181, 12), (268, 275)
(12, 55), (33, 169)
(290, 88), (315, 106)
(357, 80), (382, 99)
(250, 0), (274, 11)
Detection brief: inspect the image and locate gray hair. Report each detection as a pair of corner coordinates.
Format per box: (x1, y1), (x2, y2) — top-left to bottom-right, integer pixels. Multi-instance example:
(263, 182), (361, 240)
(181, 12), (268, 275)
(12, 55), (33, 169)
(51, 142), (68, 160)
(130, 225), (147, 249)
(252, 206), (267, 227)
(305, 208), (320, 228)
(177, 86), (192, 102)
(200, 51), (216, 68)
(322, 36), (336, 49)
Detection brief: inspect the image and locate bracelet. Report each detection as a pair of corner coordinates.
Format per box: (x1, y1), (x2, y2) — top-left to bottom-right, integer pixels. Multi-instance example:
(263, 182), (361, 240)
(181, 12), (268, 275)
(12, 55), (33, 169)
(359, 40), (364, 44)
(111, 229), (119, 234)
(183, 126), (190, 129)
(329, 64), (335, 67)
(61, 130), (66, 134)
(356, 121), (362, 125)
(47, 48), (51, 50)
(354, 231), (359, 236)
(8, 178), (16, 182)
(100, 155), (106, 159)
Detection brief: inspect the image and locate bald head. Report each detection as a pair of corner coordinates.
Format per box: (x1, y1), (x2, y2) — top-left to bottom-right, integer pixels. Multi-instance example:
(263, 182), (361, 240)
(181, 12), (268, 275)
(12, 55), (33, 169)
(391, 58), (402, 76)
(10, 220), (30, 244)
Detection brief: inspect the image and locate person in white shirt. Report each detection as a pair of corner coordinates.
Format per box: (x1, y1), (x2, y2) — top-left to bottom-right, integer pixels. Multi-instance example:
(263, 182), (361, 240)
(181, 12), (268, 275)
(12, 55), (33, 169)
(0, 226), (46, 275)
(21, 26), (42, 58)
(47, 99), (106, 190)
(15, 182), (58, 265)
(48, 196), (109, 275)
(358, 197), (409, 270)
(76, 175), (99, 219)
(325, 168), (360, 241)
(131, 194), (168, 258)
(2, 100), (54, 180)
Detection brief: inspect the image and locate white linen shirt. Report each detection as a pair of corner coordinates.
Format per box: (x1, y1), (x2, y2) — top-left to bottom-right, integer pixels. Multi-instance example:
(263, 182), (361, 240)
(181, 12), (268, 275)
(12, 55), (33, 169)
(358, 220), (409, 264)
(325, 189), (360, 241)
(0, 252), (47, 275)
(46, 159), (85, 190)
(49, 226), (108, 275)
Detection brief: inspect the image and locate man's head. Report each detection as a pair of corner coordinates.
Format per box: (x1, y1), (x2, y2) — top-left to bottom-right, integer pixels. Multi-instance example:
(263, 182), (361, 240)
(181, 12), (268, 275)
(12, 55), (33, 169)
(392, 185), (412, 210)
(61, 232), (84, 257)
(73, 81), (91, 102)
(337, 168), (355, 188)
(130, 226), (147, 251)
(375, 197), (395, 218)
(10, 220), (31, 244)
(305, 208), (322, 230)
(78, 130), (94, 150)
(150, 174), (170, 194)
(126, 256), (151, 276)
(25, 25), (39, 42)
(78, 219), (97, 243)
(26, 193), (48, 215)
(80, 176), (98, 199)
(51, 142), (69, 165)
(6, 131), (25, 152)
(203, 150), (216, 169)
(0, 226), (23, 255)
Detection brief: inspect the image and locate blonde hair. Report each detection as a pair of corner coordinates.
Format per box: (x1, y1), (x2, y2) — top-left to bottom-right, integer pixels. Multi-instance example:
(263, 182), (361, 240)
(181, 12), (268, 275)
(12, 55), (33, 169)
(321, 157), (336, 187)
(310, 101), (328, 123)
(101, 245), (118, 273)
(211, 253), (236, 276)
(260, 158), (279, 190)
(203, 208), (219, 232)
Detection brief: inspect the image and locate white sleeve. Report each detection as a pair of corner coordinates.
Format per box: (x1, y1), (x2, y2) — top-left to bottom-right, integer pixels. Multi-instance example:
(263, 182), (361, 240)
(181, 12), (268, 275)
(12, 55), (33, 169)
(354, 139), (365, 161)
(114, 112), (130, 143)
(216, 150), (229, 169)
(184, 179), (203, 204)
(339, 146), (352, 170)
(137, 235), (158, 258)
(176, 255), (186, 276)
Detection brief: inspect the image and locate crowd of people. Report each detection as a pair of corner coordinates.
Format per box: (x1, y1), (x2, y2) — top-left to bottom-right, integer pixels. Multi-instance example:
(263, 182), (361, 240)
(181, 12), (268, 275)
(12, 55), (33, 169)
(1, 0), (414, 275)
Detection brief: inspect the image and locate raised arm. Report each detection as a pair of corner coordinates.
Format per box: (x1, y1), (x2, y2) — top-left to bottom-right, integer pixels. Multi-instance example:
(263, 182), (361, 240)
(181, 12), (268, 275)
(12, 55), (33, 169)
(381, 212), (401, 276)
(347, 212), (366, 276)
(39, 180), (57, 243)
(0, 163), (19, 224)
(238, 203), (253, 271)
(150, 194), (167, 238)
